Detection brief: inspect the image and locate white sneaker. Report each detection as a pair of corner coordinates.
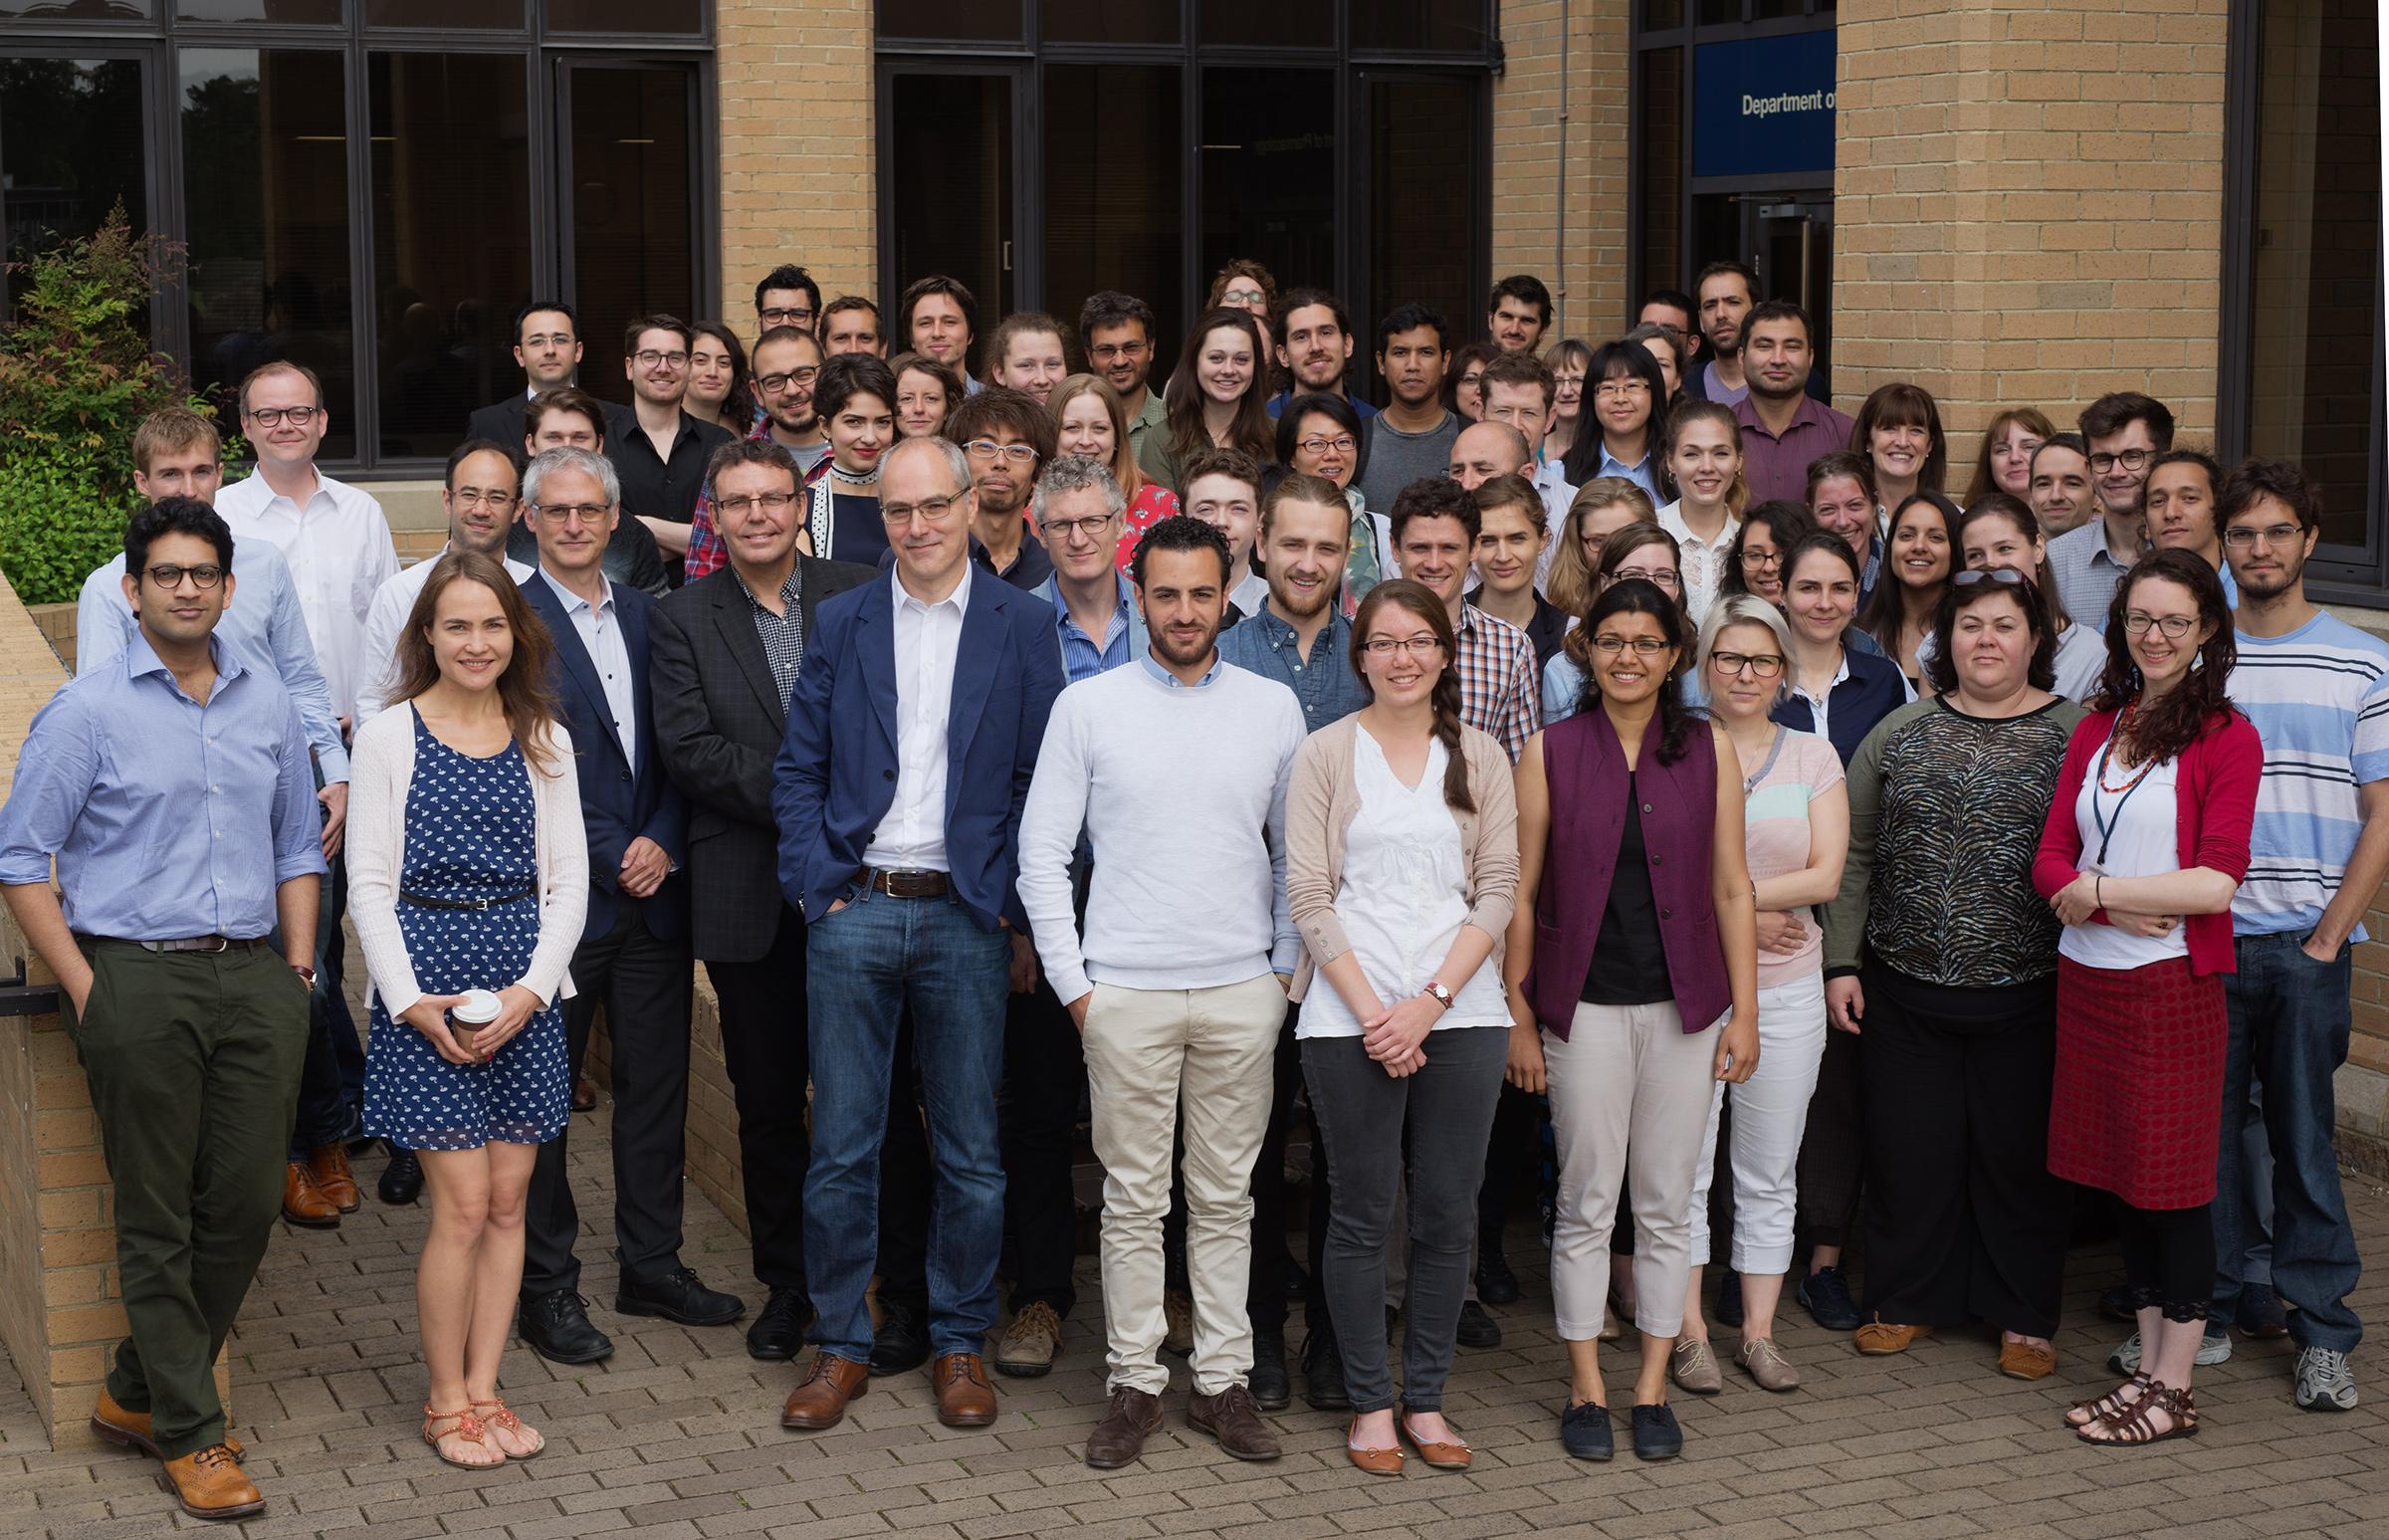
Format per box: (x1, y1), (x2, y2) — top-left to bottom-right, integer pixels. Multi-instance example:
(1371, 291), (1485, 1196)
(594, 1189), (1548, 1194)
(2294, 1346), (2358, 1412)
(2108, 1323), (2232, 1375)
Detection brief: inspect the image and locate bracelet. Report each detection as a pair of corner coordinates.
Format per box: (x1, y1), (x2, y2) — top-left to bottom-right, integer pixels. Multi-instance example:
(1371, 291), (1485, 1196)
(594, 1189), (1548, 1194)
(2094, 874), (2104, 910)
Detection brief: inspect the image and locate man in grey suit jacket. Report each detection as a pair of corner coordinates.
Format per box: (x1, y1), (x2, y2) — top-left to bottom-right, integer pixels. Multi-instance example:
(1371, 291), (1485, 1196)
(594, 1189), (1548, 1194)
(651, 437), (874, 1362)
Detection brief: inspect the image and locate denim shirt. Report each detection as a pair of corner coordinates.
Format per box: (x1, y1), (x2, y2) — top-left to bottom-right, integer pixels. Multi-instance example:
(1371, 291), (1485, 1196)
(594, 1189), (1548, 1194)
(1217, 607), (1368, 733)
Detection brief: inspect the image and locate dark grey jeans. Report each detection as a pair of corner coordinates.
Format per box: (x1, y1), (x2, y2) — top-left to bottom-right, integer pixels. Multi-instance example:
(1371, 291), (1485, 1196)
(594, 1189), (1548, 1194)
(1302, 1024), (1508, 1413)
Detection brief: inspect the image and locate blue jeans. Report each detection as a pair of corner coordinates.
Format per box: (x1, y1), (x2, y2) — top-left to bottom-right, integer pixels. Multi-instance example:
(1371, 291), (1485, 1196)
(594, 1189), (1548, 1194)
(803, 886), (1011, 1364)
(2213, 930), (2364, 1352)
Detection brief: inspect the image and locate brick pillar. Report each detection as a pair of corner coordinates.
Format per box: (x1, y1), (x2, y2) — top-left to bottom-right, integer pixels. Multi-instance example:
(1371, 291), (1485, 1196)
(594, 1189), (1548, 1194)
(1493, 0), (1632, 342)
(1833, 0), (2229, 461)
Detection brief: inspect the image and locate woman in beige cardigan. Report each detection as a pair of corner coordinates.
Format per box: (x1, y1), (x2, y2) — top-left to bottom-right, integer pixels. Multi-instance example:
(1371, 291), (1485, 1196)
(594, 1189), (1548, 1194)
(1284, 579), (1520, 1477)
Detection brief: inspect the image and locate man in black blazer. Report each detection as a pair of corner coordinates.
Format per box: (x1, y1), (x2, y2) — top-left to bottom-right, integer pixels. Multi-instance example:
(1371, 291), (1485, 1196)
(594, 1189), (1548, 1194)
(466, 299), (585, 451)
(651, 438), (874, 1362)
(514, 444), (743, 1366)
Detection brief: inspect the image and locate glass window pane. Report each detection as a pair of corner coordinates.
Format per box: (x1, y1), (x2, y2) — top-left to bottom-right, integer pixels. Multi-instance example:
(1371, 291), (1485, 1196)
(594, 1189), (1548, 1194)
(1643, 0), (1683, 29)
(883, 72), (1014, 374)
(567, 64), (697, 407)
(1200, 0), (1331, 48)
(1367, 75), (1475, 400)
(177, 0), (341, 22)
(1044, 63), (1183, 386)
(1698, 0), (1740, 22)
(548, 0), (703, 33)
(1353, 2), (1487, 52)
(370, 53), (532, 462)
(1, 57), (148, 326)
(877, 0), (1022, 42)
(181, 47), (355, 461)
(366, 0), (527, 25)
(2247, 0), (2381, 550)
(1201, 66), (1334, 335)
(0, 1), (152, 18)
(1043, 0), (1174, 45)
(1639, 48), (1683, 301)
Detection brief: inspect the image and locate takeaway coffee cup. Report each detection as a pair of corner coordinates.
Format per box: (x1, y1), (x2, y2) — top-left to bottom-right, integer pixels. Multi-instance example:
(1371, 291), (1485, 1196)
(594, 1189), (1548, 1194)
(454, 989), (503, 1026)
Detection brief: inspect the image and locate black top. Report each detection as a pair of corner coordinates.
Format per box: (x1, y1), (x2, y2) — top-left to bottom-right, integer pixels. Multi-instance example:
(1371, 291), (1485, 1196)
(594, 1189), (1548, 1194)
(972, 531), (1055, 591)
(1582, 770), (1673, 1006)
(603, 402), (734, 526)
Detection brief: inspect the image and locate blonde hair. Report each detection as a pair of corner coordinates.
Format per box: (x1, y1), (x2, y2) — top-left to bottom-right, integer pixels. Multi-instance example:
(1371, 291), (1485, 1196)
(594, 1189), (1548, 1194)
(1047, 372), (1146, 499)
(1547, 477), (1657, 617)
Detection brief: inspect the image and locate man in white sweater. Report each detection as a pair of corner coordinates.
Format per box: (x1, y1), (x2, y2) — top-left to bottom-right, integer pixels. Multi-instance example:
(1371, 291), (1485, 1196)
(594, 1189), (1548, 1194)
(1017, 515), (1306, 1471)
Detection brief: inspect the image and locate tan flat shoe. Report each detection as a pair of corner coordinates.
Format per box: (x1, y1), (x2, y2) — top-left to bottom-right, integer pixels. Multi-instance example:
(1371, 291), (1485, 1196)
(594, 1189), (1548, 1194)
(1397, 1411), (1471, 1470)
(1346, 1417), (1404, 1476)
(1853, 1316), (1932, 1355)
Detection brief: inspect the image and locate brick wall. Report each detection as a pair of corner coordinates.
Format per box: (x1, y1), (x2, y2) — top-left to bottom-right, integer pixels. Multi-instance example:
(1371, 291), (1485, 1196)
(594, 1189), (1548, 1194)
(715, 0), (877, 332)
(1492, 0), (1632, 343)
(1832, 0), (2229, 467)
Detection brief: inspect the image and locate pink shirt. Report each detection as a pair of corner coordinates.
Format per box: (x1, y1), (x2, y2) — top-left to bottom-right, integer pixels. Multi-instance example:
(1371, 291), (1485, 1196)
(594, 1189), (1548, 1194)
(1742, 728), (1845, 988)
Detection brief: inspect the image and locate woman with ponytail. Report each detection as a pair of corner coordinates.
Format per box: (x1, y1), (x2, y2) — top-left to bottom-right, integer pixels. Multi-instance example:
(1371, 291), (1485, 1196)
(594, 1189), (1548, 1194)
(1284, 578), (1521, 1475)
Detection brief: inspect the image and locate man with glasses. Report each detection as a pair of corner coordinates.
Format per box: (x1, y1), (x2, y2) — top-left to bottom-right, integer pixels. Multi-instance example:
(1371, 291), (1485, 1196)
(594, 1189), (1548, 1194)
(2, 495), (325, 1521)
(353, 440), (533, 729)
(773, 434), (1063, 1435)
(516, 447), (740, 1366)
(1079, 291), (1167, 463)
(756, 263), (823, 340)
(468, 300), (582, 448)
(503, 388), (673, 599)
(2211, 457), (2388, 1416)
(899, 275), (982, 394)
(651, 437), (876, 1363)
(1267, 289), (1380, 421)
(1476, 351), (1577, 573)
(1359, 304), (1460, 518)
(952, 386), (1058, 589)
(608, 314), (736, 566)
(820, 295), (885, 358)
(217, 358), (398, 1227)
(683, 327), (832, 581)
(2048, 391), (2176, 628)
(1638, 289), (1696, 361)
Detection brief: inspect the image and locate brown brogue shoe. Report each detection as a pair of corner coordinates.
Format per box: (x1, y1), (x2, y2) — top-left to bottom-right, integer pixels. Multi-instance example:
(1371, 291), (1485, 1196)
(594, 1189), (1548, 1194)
(309, 1143), (361, 1212)
(281, 1162), (340, 1227)
(1084, 1387), (1164, 1468)
(1187, 1383), (1281, 1461)
(91, 1391), (243, 1461)
(157, 1443), (265, 1521)
(780, 1352), (869, 1430)
(933, 1352), (997, 1428)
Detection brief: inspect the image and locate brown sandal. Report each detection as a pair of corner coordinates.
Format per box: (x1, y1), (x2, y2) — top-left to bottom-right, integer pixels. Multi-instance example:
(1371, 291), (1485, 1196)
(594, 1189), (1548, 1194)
(421, 1404), (503, 1468)
(470, 1396), (543, 1458)
(2077, 1381), (2199, 1446)
(2063, 1370), (2152, 1429)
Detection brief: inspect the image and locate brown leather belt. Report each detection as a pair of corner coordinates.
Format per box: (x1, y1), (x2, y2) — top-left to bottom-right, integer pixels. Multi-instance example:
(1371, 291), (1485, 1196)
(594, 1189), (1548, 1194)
(76, 934), (268, 954)
(863, 867), (949, 899)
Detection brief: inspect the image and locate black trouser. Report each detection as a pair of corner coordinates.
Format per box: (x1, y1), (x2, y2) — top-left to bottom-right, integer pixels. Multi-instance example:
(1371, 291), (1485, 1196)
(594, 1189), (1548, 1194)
(875, 1010), (936, 1316)
(2120, 1202), (2214, 1323)
(523, 896), (695, 1295)
(1245, 1005), (1306, 1335)
(1859, 968), (2069, 1339)
(289, 836), (362, 1158)
(1796, 1025), (1864, 1252)
(1475, 1080), (1542, 1263)
(999, 975), (1085, 1318)
(705, 903), (811, 1291)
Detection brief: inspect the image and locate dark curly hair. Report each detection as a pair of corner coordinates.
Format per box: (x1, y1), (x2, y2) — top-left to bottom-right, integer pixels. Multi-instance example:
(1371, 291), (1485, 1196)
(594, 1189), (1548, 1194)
(1579, 577), (1700, 765)
(2090, 548), (2239, 764)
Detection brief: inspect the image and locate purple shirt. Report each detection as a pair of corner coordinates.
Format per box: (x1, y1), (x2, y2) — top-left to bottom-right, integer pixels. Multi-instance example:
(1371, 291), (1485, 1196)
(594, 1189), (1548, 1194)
(1735, 392), (1856, 507)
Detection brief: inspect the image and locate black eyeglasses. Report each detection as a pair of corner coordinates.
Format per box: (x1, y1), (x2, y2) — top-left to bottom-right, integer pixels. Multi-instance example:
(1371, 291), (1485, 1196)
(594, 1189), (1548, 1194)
(757, 367), (819, 392)
(245, 405), (320, 428)
(144, 562), (225, 589)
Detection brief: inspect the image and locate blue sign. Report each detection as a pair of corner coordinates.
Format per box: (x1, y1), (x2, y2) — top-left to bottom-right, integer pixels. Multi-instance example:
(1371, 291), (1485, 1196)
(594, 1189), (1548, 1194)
(1693, 31), (1836, 179)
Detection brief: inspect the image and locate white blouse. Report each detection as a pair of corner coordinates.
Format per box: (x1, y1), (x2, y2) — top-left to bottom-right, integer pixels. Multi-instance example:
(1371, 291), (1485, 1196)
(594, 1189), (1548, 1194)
(1298, 729), (1511, 1039)
(2060, 732), (2187, 971)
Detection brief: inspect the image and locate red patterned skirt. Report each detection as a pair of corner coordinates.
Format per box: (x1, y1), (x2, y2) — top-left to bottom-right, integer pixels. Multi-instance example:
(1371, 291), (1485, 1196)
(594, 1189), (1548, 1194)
(2048, 955), (2227, 1210)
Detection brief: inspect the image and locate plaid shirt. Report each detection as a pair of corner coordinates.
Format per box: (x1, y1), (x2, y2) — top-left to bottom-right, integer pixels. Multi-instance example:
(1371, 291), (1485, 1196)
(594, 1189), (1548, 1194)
(683, 417), (781, 580)
(1454, 603), (1543, 764)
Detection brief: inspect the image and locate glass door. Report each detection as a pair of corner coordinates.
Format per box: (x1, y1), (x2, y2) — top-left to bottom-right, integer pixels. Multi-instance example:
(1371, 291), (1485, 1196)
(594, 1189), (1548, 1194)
(1756, 194), (1832, 384)
(878, 61), (1023, 376)
(555, 55), (703, 408)
(1355, 68), (1483, 400)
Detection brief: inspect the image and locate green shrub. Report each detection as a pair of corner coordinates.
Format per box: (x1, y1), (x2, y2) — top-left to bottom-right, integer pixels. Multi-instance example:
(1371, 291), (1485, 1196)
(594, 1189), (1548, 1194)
(0, 208), (208, 604)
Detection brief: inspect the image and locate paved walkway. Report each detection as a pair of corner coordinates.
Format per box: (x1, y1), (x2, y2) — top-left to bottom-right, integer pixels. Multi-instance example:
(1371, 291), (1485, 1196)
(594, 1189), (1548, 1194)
(4, 1102), (2386, 1540)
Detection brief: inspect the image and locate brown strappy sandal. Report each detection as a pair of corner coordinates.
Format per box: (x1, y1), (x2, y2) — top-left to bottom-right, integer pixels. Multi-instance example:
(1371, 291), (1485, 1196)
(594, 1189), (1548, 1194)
(421, 1404), (504, 1468)
(2063, 1370), (2153, 1429)
(2077, 1381), (2199, 1446)
(470, 1396), (543, 1458)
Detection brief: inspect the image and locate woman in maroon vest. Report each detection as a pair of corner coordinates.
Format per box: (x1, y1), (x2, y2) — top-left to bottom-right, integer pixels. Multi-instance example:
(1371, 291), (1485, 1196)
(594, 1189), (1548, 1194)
(1504, 577), (1761, 1463)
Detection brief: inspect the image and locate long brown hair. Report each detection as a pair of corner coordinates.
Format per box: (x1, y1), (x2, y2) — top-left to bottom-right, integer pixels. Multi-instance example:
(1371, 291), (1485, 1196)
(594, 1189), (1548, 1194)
(2091, 548), (2239, 765)
(1348, 579), (1475, 814)
(1048, 371), (1146, 498)
(390, 551), (565, 774)
(1965, 405), (2056, 503)
(1163, 308), (1275, 467)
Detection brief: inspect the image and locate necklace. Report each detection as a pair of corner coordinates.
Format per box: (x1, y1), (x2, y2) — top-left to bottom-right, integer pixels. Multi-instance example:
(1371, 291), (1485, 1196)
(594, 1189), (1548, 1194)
(829, 461), (875, 487)
(2096, 706), (2154, 793)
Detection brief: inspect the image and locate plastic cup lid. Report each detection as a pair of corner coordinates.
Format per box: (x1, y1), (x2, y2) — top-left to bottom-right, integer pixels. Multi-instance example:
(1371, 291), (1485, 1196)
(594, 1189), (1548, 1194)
(454, 989), (503, 1024)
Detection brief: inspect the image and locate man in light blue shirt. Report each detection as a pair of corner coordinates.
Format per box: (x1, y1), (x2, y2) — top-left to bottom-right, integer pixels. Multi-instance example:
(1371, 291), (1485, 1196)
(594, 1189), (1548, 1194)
(0, 497), (323, 1520)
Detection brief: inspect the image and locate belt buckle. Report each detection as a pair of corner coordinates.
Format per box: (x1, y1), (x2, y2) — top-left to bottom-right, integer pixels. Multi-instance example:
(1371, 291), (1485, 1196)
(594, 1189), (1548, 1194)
(197, 935), (229, 954)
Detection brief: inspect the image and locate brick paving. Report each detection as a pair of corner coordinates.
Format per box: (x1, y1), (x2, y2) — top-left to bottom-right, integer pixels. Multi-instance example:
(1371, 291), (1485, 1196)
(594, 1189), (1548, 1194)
(3, 1094), (2385, 1540)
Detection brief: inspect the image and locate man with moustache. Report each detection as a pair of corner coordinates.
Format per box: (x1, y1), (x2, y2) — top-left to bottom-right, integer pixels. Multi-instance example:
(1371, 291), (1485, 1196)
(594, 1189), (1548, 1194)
(467, 300), (583, 446)
(1018, 513), (1306, 1469)
(1486, 274), (1553, 355)
(1359, 304), (1460, 517)
(820, 296), (885, 357)
(2048, 392), (2176, 629)
(1731, 302), (1854, 506)
(1682, 262), (1757, 404)
(2029, 432), (2097, 541)
(1079, 291), (1168, 464)
(2143, 449), (2236, 592)
(683, 327), (832, 580)
(954, 386), (1058, 589)
(1267, 289), (1379, 420)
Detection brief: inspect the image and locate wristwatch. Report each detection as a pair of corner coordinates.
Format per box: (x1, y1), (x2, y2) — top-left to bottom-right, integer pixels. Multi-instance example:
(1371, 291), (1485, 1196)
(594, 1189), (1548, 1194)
(292, 963), (318, 987)
(1421, 981), (1454, 1010)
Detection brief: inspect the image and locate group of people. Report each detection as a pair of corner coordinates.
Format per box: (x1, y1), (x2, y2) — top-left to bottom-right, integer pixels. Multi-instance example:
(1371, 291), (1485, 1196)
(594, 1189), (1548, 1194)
(0, 254), (2377, 1522)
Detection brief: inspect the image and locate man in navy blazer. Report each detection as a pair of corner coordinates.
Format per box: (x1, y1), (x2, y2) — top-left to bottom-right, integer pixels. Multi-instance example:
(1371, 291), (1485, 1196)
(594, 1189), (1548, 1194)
(772, 434), (1065, 1435)
(512, 446), (743, 1368)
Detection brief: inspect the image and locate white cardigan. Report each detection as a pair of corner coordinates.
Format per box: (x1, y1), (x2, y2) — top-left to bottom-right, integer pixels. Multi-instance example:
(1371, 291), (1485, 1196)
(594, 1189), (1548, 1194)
(346, 704), (589, 1019)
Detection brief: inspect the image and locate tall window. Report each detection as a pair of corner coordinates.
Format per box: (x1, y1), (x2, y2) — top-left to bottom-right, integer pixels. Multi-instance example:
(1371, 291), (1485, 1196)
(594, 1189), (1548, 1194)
(0, 55), (148, 326)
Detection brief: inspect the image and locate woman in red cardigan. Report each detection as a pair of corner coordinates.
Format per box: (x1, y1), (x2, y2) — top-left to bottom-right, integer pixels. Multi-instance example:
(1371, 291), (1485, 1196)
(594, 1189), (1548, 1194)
(2033, 548), (2261, 1446)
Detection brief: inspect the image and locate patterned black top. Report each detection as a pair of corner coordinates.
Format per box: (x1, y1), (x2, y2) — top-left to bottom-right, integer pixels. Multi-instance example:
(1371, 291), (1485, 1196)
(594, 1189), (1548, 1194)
(1824, 694), (2085, 989)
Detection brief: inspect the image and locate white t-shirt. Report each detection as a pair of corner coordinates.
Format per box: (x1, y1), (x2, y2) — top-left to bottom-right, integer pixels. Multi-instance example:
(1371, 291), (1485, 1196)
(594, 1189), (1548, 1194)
(2060, 733), (2187, 970)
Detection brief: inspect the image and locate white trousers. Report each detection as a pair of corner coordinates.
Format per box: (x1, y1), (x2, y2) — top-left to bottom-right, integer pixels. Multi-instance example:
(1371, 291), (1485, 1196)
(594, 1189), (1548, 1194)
(1687, 971), (1830, 1274)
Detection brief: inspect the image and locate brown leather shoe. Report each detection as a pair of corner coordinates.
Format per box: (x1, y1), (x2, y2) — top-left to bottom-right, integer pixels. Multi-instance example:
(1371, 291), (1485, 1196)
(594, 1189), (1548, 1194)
(156, 1443), (265, 1521)
(780, 1352), (869, 1430)
(1853, 1315), (1931, 1355)
(1999, 1339), (2058, 1381)
(1346, 1417), (1404, 1476)
(308, 1143), (361, 1213)
(1187, 1382), (1281, 1461)
(932, 1352), (997, 1428)
(1397, 1408), (1471, 1470)
(281, 1162), (340, 1228)
(571, 1073), (597, 1113)
(1084, 1387), (1164, 1469)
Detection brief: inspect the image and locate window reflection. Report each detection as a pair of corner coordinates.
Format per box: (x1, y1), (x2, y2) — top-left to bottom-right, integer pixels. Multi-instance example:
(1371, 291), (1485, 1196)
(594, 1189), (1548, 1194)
(1044, 63), (1183, 383)
(1368, 74), (1474, 396)
(0, 57), (147, 325)
(1201, 67), (1334, 334)
(566, 62), (698, 405)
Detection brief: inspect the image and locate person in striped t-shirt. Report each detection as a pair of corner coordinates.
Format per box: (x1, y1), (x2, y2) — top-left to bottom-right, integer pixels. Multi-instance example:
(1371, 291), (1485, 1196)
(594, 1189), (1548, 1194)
(2215, 458), (2389, 1416)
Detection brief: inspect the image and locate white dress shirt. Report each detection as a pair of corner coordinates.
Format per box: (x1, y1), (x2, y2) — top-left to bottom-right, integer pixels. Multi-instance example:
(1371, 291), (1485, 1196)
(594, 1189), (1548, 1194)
(217, 467), (399, 722)
(540, 569), (636, 774)
(353, 546), (537, 726)
(863, 566), (970, 873)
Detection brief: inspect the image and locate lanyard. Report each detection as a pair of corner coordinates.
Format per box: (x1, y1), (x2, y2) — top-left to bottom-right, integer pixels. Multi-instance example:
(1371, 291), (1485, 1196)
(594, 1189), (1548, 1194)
(2088, 724), (2155, 871)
